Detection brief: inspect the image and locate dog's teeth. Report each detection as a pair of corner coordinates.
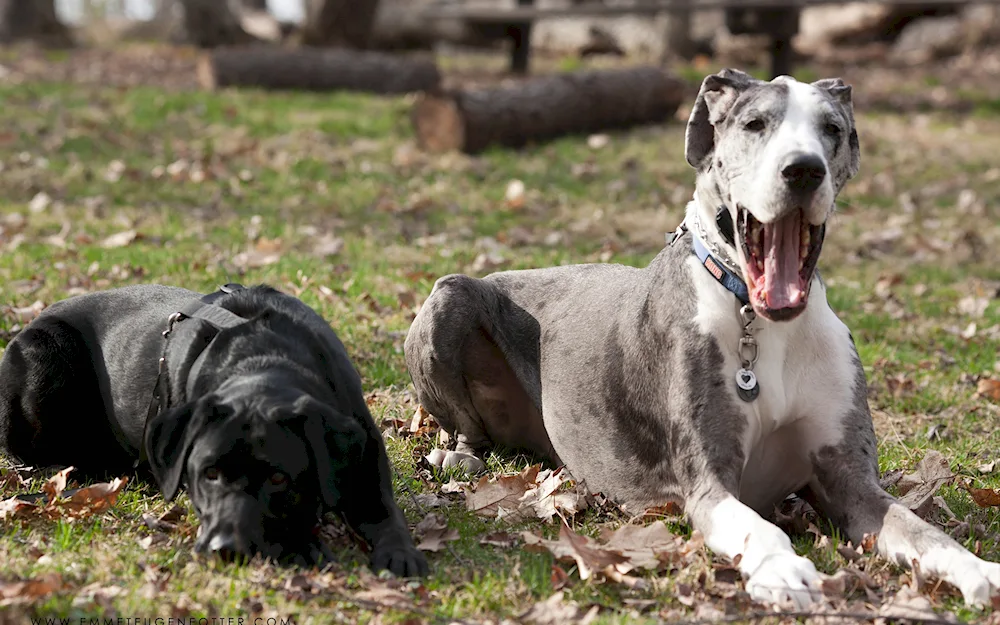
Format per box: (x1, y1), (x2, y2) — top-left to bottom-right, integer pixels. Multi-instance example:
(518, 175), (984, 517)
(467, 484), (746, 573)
(756, 259), (763, 272)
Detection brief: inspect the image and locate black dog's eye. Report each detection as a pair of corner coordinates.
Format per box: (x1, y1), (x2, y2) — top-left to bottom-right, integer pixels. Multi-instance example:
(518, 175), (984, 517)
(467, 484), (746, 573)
(823, 123), (842, 137)
(269, 472), (288, 487)
(744, 118), (766, 132)
(203, 466), (220, 481)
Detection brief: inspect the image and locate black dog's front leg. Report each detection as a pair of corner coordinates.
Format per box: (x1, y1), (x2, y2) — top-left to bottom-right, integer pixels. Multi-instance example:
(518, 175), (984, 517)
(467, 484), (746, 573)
(340, 433), (428, 577)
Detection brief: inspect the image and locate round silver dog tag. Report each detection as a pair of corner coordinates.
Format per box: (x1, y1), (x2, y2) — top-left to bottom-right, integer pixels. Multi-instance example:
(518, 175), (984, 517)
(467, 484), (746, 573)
(735, 368), (759, 402)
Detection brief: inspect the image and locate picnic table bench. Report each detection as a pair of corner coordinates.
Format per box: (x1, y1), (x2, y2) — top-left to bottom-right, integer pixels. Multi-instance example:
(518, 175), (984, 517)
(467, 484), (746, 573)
(421, 0), (999, 78)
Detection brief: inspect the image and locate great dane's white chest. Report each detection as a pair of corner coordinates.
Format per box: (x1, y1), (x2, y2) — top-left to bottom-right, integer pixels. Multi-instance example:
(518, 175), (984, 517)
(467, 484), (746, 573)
(687, 257), (857, 512)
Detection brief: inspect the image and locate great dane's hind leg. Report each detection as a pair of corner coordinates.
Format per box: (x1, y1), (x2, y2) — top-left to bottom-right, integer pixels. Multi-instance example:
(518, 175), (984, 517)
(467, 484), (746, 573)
(405, 275), (552, 474)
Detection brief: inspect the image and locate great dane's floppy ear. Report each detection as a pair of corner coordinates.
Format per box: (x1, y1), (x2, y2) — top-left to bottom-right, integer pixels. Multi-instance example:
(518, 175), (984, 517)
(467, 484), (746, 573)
(145, 396), (222, 501)
(813, 77), (861, 180)
(686, 68), (758, 169)
(294, 396), (367, 510)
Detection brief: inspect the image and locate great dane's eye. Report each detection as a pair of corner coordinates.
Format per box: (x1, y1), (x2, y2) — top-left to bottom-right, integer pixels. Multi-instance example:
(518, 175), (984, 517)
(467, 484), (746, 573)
(744, 119), (766, 132)
(269, 472), (288, 487)
(824, 123), (842, 137)
(204, 466), (220, 481)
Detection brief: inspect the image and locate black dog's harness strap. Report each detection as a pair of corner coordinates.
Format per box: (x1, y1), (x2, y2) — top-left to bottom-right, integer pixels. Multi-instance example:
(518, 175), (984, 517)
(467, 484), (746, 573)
(138, 283), (247, 467)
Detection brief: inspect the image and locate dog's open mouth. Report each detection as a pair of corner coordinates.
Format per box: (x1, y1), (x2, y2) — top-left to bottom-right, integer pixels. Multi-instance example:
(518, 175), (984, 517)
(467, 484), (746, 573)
(738, 207), (825, 321)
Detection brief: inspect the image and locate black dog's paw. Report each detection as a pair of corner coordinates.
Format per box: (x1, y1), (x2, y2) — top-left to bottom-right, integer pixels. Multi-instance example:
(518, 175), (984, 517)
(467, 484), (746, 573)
(371, 540), (429, 578)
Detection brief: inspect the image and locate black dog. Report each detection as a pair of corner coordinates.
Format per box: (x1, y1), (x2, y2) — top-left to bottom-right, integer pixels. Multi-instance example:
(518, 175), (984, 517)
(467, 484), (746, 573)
(0, 284), (427, 575)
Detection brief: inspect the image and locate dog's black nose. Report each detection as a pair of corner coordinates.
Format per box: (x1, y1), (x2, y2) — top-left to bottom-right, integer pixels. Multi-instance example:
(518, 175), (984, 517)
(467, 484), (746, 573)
(781, 153), (826, 193)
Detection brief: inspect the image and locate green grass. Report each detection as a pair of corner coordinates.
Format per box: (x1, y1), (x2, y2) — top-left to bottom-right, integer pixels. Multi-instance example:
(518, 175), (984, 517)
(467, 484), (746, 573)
(1, 51), (1000, 624)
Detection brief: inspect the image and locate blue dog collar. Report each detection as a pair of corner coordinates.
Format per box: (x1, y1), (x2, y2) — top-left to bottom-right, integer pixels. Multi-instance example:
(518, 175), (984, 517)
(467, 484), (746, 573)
(691, 233), (750, 306)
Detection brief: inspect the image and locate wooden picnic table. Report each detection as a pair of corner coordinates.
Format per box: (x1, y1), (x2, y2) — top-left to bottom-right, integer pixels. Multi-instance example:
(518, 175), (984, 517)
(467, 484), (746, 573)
(421, 0), (1000, 78)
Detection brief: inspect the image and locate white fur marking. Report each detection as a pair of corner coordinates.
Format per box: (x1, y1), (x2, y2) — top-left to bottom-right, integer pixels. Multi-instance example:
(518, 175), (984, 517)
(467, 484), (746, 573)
(706, 496), (823, 608)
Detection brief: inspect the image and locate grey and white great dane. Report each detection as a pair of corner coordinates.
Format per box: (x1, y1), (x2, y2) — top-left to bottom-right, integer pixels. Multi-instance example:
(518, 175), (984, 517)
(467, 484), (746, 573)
(405, 69), (1000, 608)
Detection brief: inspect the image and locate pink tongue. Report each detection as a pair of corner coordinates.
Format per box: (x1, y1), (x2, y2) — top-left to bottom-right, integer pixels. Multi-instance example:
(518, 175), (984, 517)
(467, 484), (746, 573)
(762, 213), (804, 309)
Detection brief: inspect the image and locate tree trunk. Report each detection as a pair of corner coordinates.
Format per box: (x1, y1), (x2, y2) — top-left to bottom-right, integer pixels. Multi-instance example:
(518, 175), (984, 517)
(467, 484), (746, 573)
(367, 0), (501, 51)
(302, 0), (381, 48)
(199, 46), (441, 94)
(412, 67), (684, 154)
(662, 0), (695, 62)
(242, 0), (269, 10)
(177, 0), (258, 48)
(0, 0), (73, 47)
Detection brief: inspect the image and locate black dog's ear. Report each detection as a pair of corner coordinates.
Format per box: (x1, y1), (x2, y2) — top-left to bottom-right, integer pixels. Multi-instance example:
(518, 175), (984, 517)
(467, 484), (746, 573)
(145, 396), (216, 501)
(294, 396), (367, 510)
(686, 68), (758, 169)
(813, 77), (860, 180)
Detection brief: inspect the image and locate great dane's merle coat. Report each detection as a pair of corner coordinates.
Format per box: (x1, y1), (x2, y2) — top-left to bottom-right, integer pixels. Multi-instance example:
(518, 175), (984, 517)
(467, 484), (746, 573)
(0, 284), (426, 575)
(405, 70), (1000, 607)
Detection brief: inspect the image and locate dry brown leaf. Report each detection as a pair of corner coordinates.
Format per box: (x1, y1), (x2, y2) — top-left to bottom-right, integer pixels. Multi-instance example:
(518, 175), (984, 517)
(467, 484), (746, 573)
(837, 544), (863, 562)
(100, 229), (138, 249)
(409, 405), (429, 433)
(878, 585), (959, 622)
(440, 479), (470, 495)
(0, 497), (35, 521)
(464, 465), (588, 522)
(897, 450), (953, 515)
(7, 301), (45, 323)
(353, 585), (413, 610)
(480, 531), (518, 549)
(465, 465), (540, 518)
(312, 234), (344, 258)
(138, 533), (169, 550)
(411, 493), (450, 509)
(1, 471), (128, 522)
(232, 249), (281, 269)
(0, 573), (63, 605)
(522, 522), (632, 581)
(964, 483), (1000, 507)
(599, 522), (682, 570)
(414, 512), (459, 552)
(515, 467), (589, 522)
(62, 477), (128, 516)
(519, 591), (598, 625)
(43, 467), (73, 504)
(977, 378), (1000, 402)
(142, 504), (187, 532)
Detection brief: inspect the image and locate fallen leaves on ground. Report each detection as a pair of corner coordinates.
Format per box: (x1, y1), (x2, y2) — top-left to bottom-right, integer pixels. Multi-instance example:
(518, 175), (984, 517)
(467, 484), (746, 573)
(232, 238), (283, 269)
(518, 591), (598, 625)
(100, 229), (139, 249)
(465, 465), (589, 522)
(977, 378), (1000, 402)
(963, 482), (1000, 507)
(479, 531), (518, 549)
(0, 468), (128, 522)
(0, 573), (63, 606)
(413, 513), (459, 552)
(142, 504), (187, 532)
(522, 520), (699, 584)
(878, 585), (960, 623)
(896, 450), (953, 516)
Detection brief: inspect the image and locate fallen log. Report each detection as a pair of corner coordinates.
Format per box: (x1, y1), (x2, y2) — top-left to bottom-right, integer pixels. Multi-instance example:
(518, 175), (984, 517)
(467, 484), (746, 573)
(411, 67), (685, 154)
(198, 46), (441, 94)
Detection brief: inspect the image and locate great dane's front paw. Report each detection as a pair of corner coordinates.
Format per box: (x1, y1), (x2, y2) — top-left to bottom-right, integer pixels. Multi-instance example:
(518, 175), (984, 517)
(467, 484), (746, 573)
(371, 539), (429, 578)
(425, 448), (486, 474)
(746, 553), (824, 609)
(951, 557), (1000, 607)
